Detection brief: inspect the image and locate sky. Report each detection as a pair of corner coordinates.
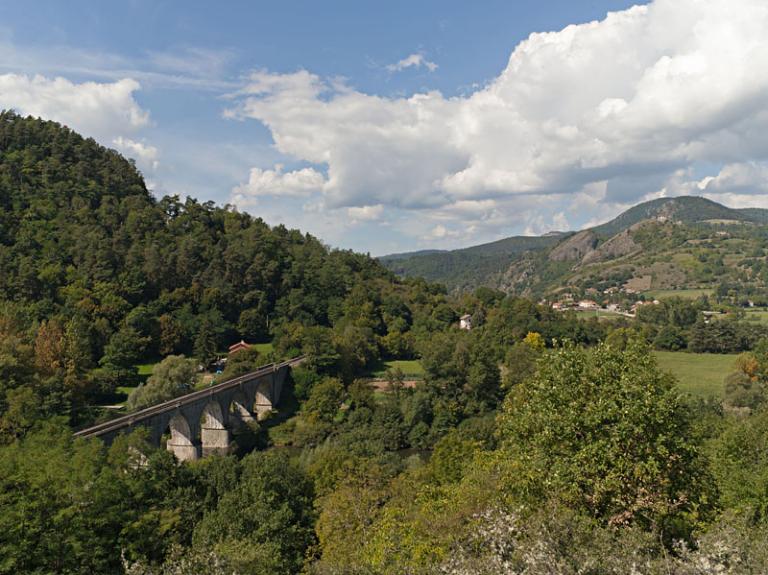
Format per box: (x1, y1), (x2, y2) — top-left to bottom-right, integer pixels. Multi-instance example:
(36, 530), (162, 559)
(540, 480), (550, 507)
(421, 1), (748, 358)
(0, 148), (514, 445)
(3, 1), (768, 255)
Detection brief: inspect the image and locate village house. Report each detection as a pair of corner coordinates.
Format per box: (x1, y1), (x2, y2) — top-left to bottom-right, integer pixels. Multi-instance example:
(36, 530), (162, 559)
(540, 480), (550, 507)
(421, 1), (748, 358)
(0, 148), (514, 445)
(228, 340), (251, 355)
(578, 300), (600, 310)
(459, 314), (473, 330)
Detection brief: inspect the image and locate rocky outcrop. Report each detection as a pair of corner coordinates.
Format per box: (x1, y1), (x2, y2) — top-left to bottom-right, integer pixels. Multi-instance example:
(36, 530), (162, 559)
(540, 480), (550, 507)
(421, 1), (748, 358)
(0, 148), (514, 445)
(548, 230), (598, 262)
(581, 227), (641, 265)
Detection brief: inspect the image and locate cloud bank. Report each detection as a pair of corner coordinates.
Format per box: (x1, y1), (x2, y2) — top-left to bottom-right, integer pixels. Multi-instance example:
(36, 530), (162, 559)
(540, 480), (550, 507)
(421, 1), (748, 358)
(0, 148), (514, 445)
(0, 74), (149, 142)
(230, 0), (768, 249)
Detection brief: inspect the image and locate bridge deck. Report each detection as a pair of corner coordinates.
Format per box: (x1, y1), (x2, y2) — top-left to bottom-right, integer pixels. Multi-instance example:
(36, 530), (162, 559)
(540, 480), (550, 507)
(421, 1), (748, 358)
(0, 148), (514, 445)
(74, 356), (305, 438)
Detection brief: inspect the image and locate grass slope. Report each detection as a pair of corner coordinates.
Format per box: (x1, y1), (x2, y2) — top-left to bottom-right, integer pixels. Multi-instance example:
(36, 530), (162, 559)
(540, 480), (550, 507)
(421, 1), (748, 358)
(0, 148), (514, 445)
(654, 351), (737, 398)
(369, 359), (425, 379)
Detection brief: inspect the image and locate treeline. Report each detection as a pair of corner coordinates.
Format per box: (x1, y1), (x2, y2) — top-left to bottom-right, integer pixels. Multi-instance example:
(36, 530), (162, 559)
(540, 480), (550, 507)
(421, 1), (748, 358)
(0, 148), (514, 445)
(614, 295), (768, 353)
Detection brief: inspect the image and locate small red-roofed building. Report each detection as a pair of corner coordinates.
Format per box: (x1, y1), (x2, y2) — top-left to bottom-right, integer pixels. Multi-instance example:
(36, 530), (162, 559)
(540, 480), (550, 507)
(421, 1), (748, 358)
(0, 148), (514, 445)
(228, 340), (251, 355)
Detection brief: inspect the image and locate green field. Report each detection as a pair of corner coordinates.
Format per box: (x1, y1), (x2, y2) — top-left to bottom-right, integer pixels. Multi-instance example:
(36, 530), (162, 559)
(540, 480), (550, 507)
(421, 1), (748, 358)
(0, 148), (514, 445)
(644, 288), (713, 300)
(252, 342), (274, 355)
(574, 309), (627, 321)
(112, 362), (157, 403)
(742, 309), (768, 324)
(370, 359), (425, 379)
(653, 351), (737, 398)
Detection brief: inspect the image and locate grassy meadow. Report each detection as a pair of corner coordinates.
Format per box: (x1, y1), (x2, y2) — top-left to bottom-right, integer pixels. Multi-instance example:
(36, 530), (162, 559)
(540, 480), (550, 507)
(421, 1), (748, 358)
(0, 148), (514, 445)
(369, 359), (425, 379)
(653, 350), (736, 398)
(644, 288), (713, 300)
(742, 309), (768, 324)
(252, 342), (275, 355)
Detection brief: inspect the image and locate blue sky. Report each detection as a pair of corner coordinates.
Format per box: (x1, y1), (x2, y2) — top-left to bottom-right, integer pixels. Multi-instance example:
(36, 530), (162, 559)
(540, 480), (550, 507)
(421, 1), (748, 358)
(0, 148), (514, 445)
(2, 1), (768, 255)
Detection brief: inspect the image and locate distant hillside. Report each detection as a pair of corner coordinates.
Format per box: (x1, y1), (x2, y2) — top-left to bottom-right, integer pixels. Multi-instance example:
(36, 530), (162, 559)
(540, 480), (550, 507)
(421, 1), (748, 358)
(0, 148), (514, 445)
(379, 249), (445, 262)
(736, 207), (768, 224)
(380, 196), (768, 295)
(381, 234), (565, 292)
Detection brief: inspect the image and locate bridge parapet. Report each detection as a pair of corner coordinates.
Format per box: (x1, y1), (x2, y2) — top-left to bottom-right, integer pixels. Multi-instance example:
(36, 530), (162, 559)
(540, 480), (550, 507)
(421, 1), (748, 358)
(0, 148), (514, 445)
(74, 356), (305, 460)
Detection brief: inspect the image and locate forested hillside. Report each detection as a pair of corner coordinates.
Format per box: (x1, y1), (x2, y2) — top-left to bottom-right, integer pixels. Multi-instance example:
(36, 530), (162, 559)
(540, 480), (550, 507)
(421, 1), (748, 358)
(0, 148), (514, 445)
(0, 111), (454, 427)
(380, 233), (565, 292)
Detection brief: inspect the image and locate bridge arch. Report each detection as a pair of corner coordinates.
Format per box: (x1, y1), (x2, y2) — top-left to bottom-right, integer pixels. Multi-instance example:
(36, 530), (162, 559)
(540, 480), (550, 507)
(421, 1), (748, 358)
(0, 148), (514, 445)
(229, 391), (253, 428)
(254, 380), (273, 419)
(166, 413), (198, 461)
(201, 400), (227, 429)
(200, 400), (230, 456)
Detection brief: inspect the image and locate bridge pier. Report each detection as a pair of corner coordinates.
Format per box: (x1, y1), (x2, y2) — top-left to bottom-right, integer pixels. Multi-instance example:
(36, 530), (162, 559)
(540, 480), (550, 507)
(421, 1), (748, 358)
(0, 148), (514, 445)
(255, 380), (273, 420)
(167, 440), (200, 461)
(230, 394), (255, 428)
(201, 427), (231, 456)
(254, 402), (272, 420)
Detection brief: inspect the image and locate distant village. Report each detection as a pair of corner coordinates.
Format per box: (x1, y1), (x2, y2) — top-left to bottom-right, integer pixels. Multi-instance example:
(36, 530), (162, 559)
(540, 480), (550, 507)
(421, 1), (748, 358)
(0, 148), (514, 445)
(545, 290), (658, 317)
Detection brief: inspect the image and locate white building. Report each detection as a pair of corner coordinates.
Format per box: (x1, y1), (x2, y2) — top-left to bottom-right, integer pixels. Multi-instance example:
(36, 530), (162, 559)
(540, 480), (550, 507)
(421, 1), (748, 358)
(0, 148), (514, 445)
(459, 314), (473, 330)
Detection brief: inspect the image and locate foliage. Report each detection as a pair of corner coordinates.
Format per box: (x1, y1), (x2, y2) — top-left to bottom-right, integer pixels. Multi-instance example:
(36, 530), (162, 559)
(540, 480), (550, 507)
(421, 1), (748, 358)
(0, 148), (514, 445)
(724, 371), (764, 410)
(127, 355), (198, 411)
(221, 347), (261, 380)
(192, 451), (316, 575)
(0, 426), (205, 573)
(495, 340), (714, 538)
(710, 408), (768, 518)
(9, 111), (768, 574)
(0, 112), (450, 426)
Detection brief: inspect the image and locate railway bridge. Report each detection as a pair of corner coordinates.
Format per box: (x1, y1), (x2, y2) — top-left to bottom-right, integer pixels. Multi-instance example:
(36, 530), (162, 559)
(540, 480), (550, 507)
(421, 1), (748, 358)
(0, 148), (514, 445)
(74, 356), (305, 460)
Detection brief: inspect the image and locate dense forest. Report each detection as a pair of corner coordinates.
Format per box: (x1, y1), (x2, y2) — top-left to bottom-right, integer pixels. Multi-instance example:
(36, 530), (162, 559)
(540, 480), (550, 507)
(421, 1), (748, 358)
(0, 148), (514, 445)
(3, 112), (768, 574)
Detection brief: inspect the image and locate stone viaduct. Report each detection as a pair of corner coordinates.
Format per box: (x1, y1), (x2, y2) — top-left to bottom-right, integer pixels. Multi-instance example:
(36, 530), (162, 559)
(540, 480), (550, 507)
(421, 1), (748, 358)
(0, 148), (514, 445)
(74, 356), (305, 461)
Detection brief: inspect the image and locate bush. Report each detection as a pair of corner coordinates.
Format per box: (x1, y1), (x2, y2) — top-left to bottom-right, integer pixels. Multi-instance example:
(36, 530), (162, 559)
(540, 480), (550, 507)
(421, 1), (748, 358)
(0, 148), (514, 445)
(724, 371), (765, 410)
(127, 355), (198, 411)
(496, 340), (714, 539)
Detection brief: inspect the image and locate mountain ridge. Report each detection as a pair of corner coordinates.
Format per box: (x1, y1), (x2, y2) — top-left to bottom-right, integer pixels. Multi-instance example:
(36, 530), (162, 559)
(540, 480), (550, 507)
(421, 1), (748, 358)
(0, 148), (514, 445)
(380, 196), (768, 295)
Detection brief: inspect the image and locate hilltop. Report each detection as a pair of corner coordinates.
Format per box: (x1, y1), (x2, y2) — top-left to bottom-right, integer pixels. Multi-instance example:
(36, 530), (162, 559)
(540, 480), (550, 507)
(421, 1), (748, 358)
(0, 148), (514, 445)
(381, 196), (768, 299)
(591, 196), (768, 236)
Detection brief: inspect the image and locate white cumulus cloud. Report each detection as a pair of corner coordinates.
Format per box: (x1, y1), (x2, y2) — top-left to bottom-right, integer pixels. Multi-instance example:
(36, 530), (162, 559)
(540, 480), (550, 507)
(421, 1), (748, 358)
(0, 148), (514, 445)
(112, 137), (160, 171)
(232, 163), (327, 205)
(697, 162), (768, 195)
(0, 74), (150, 141)
(228, 0), (768, 249)
(347, 204), (384, 222)
(386, 53), (438, 73)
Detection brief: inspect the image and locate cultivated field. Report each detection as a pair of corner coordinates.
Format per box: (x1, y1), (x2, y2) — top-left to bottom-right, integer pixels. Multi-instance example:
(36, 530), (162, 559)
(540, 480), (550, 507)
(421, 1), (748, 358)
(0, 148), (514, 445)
(644, 288), (713, 300)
